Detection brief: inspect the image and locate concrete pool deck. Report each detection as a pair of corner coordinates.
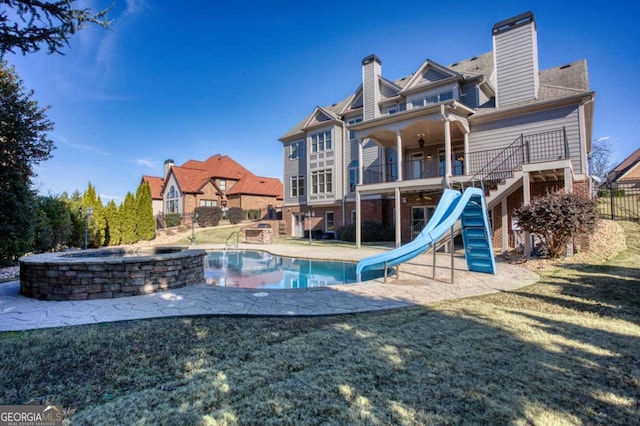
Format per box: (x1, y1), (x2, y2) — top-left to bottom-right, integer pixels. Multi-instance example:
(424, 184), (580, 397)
(0, 243), (539, 331)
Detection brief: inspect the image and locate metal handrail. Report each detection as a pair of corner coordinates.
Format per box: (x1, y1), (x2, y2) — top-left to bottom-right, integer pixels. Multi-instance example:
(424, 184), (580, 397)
(225, 231), (239, 248)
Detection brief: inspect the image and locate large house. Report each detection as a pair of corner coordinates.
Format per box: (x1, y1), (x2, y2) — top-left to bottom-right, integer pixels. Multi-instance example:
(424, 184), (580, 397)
(279, 11), (595, 252)
(142, 154), (283, 223)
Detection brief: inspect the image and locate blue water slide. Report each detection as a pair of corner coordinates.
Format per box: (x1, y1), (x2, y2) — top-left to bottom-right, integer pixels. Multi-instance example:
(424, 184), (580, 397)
(356, 187), (496, 276)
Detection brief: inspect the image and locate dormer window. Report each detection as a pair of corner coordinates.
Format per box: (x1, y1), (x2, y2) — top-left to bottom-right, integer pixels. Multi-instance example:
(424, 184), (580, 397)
(219, 179), (227, 191)
(412, 90), (455, 108)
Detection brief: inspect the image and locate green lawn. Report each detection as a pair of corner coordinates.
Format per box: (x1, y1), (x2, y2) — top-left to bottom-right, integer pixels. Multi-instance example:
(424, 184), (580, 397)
(1, 224), (639, 425)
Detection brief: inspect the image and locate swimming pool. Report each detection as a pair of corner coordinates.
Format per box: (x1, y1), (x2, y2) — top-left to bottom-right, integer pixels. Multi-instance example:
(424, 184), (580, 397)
(204, 250), (387, 289)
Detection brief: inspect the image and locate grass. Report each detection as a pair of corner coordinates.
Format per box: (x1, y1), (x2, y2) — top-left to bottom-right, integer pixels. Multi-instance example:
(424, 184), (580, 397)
(1, 224), (639, 425)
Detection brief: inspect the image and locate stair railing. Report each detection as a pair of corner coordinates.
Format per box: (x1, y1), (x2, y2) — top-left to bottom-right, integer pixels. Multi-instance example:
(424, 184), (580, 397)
(225, 231), (239, 248)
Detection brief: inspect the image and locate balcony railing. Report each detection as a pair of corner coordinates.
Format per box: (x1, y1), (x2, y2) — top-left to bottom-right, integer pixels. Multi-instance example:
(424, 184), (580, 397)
(359, 128), (569, 188)
(363, 158), (464, 185)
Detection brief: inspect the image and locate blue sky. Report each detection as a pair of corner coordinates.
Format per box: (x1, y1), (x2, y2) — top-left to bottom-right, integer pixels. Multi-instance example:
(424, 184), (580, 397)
(6, 0), (640, 203)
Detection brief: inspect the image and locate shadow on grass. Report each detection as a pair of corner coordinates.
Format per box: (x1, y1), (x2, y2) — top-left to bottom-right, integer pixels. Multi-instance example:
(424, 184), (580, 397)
(1, 224), (639, 424)
(1, 297), (638, 424)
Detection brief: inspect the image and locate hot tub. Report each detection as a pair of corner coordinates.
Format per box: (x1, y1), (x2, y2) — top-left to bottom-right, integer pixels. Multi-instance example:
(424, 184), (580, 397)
(19, 247), (206, 301)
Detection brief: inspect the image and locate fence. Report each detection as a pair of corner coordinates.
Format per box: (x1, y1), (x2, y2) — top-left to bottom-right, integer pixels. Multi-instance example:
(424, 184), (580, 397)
(596, 181), (640, 221)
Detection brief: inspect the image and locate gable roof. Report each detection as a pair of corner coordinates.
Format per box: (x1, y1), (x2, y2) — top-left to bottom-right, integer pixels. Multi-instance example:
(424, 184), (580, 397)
(141, 175), (164, 200)
(156, 154), (282, 199)
(280, 46), (592, 140)
(227, 175), (283, 199)
(607, 148), (640, 183)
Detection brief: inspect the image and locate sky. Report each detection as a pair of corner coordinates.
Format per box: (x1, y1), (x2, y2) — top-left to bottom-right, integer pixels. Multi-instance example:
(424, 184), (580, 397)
(5, 0), (640, 203)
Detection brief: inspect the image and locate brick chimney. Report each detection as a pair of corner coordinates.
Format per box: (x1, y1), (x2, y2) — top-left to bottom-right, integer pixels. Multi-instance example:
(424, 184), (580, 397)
(362, 54), (382, 121)
(492, 11), (539, 107)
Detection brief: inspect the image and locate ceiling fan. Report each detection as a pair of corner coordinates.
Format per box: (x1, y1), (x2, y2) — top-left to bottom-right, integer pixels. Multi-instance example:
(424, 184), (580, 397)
(409, 191), (433, 201)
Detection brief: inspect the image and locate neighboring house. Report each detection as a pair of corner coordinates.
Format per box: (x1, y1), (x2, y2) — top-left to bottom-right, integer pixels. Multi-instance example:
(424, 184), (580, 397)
(606, 148), (640, 187)
(145, 154), (283, 223)
(141, 175), (164, 217)
(279, 11), (595, 251)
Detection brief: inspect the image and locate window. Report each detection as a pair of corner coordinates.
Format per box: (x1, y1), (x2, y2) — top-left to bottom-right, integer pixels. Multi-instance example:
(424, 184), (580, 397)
(412, 90), (455, 108)
(325, 211), (335, 232)
(351, 210), (356, 224)
(311, 131), (332, 153)
(311, 169), (332, 194)
(218, 179), (227, 191)
(347, 117), (362, 140)
(387, 150), (398, 181)
(291, 175), (305, 197)
(200, 199), (217, 207)
(290, 140), (304, 159)
(166, 185), (179, 213)
(349, 159), (359, 192)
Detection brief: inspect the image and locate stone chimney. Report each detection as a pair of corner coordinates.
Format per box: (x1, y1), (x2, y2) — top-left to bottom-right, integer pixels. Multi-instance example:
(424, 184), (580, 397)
(164, 159), (174, 178)
(362, 54), (382, 121)
(492, 11), (539, 108)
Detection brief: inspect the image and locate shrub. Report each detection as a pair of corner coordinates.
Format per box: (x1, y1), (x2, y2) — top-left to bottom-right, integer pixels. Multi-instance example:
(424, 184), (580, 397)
(227, 207), (243, 224)
(335, 221), (394, 242)
(244, 209), (261, 220)
(164, 213), (181, 228)
(195, 206), (222, 227)
(513, 192), (597, 259)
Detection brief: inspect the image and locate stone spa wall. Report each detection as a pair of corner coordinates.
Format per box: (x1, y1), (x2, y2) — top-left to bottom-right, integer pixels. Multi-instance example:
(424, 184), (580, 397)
(19, 247), (206, 301)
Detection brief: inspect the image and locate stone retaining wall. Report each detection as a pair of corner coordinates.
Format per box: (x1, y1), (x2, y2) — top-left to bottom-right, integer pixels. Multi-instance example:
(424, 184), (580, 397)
(20, 248), (206, 301)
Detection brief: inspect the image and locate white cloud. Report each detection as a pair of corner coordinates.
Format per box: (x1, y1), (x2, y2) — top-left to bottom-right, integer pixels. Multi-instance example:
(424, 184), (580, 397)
(53, 134), (109, 156)
(134, 159), (160, 169)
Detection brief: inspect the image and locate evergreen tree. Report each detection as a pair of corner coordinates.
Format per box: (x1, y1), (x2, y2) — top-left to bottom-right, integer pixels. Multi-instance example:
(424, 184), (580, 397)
(136, 181), (156, 241)
(60, 190), (84, 247)
(0, 0), (112, 56)
(120, 192), (138, 244)
(0, 62), (54, 264)
(38, 195), (73, 250)
(32, 207), (53, 253)
(93, 195), (106, 246)
(104, 200), (121, 246)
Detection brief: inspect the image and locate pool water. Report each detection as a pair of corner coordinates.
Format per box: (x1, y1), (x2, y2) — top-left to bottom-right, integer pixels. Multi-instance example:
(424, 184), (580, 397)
(204, 250), (387, 289)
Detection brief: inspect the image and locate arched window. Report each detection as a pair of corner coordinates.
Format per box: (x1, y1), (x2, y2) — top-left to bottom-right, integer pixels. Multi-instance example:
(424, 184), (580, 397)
(166, 185), (179, 213)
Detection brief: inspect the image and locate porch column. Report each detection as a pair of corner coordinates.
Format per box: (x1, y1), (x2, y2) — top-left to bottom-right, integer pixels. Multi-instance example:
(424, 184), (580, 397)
(381, 147), (387, 182)
(501, 198), (508, 253)
(396, 130), (403, 181)
(444, 119), (452, 187)
(463, 131), (470, 175)
(358, 138), (364, 185)
(356, 189), (362, 248)
(564, 167), (573, 193)
(523, 171), (531, 256)
(395, 187), (401, 248)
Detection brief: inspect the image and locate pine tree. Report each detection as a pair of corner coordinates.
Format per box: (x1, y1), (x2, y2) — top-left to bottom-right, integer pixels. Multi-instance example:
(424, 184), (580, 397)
(104, 200), (121, 246)
(136, 181), (156, 241)
(120, 192), (138, 244)
(80, 182), (105, 247)
(0, 62), (54, 264)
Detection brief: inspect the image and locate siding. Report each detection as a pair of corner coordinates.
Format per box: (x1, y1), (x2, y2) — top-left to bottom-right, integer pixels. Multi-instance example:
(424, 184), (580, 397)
(469, 104), (585, 173)
(494, 23), (539, 107)
(460, 81), (479, 109)
(362, 57), (381, 120)
(283, 139), (306, 206)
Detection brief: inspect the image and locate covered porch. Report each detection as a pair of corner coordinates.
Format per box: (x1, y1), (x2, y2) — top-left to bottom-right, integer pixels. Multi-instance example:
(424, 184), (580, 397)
(352, 102), (471, 248)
